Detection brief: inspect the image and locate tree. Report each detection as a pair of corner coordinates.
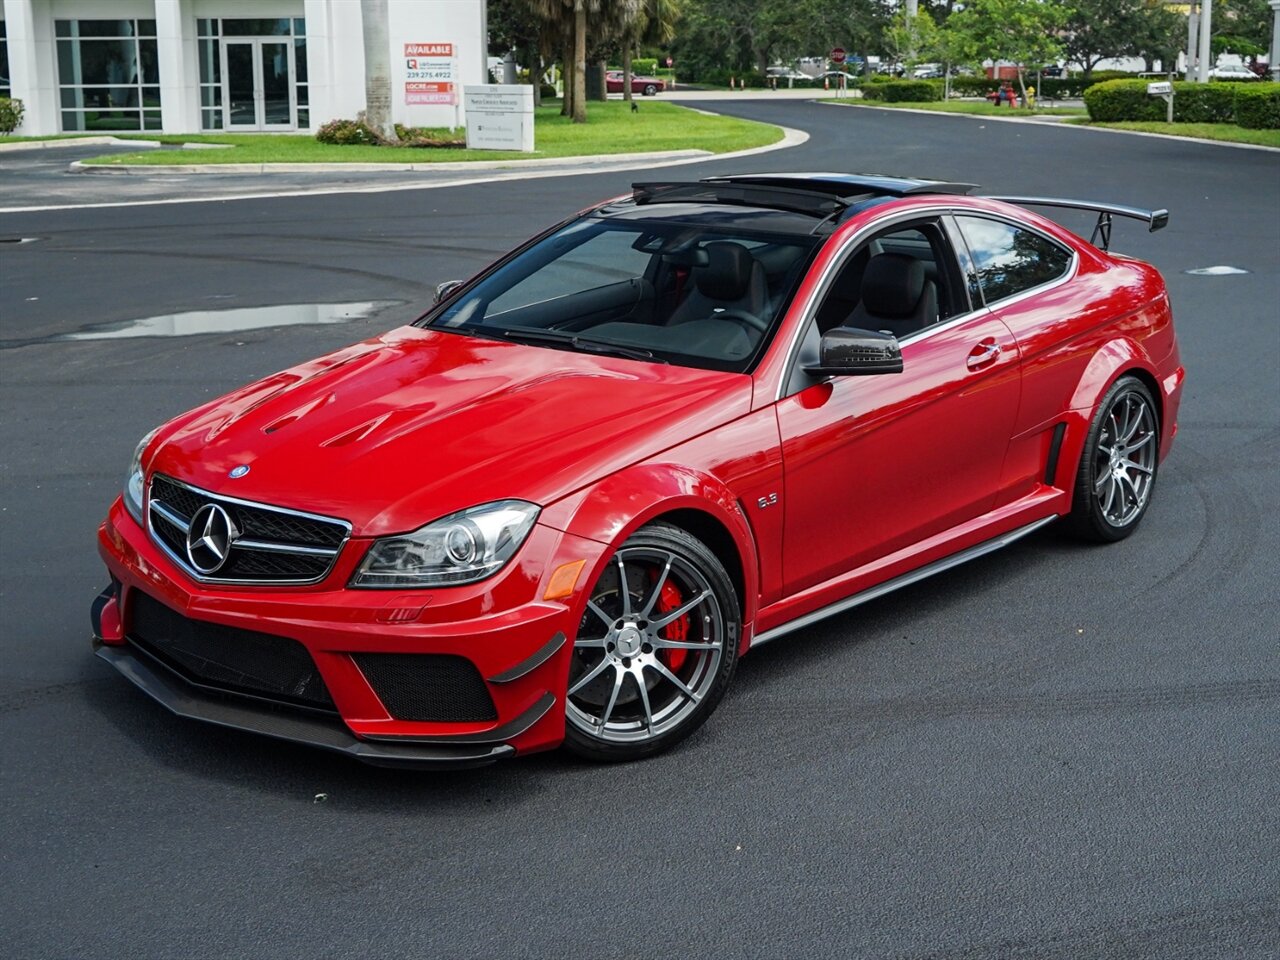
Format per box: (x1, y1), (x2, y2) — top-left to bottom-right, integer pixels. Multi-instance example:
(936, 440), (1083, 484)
(361, 0), (398, 140)
(886, 10), (940, 71)
(1060, 0), (1148, 81)
(621, 0), (681, 104)
(947, 0), (1066, 106)
(1132, 1), (1188, 73)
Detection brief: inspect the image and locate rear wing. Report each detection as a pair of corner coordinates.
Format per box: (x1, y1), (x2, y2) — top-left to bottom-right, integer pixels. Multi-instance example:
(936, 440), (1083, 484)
(984, 196), (1169, 252)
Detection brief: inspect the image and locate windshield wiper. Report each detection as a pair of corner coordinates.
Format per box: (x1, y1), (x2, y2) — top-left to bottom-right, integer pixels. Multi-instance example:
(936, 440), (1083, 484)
(496, 327), (666, 364)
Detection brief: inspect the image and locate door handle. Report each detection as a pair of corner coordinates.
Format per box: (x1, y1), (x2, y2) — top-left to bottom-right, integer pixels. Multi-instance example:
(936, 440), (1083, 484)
(966, 338), (1001, 370)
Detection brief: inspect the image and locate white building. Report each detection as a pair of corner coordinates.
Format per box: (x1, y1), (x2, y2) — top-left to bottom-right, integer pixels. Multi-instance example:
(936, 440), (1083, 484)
(0, 0), (488, 136)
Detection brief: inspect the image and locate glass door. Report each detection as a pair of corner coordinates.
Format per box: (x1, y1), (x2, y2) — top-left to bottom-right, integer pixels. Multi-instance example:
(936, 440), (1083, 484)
(222, 39), (295, 129)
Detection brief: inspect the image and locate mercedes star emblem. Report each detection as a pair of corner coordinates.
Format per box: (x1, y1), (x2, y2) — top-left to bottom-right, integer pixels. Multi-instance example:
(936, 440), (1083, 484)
(186, 503), (238, 574)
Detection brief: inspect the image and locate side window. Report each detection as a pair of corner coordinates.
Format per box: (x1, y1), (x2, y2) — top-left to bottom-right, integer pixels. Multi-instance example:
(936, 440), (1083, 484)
(487, 229), (652, 316)
(810, 219), (966, 336)
(955, 216), (1073, 305)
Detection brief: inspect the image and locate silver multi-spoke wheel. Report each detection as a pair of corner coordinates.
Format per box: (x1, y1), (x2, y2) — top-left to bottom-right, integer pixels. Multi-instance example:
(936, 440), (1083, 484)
(1093, 389), (1157, 527)
(1068, 376), (1160, 542)
(563, 524), (739, 760)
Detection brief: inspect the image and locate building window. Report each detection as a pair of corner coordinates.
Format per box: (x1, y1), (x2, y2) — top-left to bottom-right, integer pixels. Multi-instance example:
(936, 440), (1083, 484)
(56, 19), (161, 132)
(1, 21), (11, 100)
(197, 17), (308, 130)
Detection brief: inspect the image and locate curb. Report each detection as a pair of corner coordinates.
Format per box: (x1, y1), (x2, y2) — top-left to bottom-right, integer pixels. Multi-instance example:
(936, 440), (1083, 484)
(0, 136), (233, 153)
(68, 147), (712, 176)
(0, 124), (808, 214)
(820, 100), (1280, 152)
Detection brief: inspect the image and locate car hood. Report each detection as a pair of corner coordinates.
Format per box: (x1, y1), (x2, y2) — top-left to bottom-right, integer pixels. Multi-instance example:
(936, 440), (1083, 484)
(148, 326), (751, 536)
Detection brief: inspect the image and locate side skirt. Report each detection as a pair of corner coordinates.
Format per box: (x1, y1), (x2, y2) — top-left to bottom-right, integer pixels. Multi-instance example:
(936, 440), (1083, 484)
(751, 515), (1057, 648)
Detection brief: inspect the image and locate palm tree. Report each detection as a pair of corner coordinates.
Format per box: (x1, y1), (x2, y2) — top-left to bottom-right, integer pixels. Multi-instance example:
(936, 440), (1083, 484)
(361, 0), (398, 140)
(622, 0), (680, 104)
(532, 0), (605, 122)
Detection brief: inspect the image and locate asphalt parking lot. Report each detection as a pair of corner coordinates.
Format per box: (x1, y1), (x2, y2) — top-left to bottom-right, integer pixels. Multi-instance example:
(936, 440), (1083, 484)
(2, 100), (1278, 959)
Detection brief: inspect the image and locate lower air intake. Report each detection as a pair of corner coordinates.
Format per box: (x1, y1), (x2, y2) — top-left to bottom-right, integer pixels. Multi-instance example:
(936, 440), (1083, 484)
(353, 653), (498, 723)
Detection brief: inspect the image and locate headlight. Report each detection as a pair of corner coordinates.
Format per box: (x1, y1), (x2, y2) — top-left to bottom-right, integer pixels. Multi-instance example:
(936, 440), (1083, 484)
(351, 500), (540, 588)
(122, 427), (159, 526)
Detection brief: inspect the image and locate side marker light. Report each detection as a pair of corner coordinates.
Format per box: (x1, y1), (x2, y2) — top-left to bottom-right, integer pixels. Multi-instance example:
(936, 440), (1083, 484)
(544, 559), (587, 601)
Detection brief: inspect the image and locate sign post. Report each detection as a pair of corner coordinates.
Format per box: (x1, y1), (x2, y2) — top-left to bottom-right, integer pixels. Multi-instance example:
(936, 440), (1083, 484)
(463, 84), (535, 152)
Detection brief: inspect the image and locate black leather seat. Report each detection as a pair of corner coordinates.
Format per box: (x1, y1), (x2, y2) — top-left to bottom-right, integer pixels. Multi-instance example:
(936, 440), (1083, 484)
(846, 253), (938, 338)
(668, 241), (767, 325)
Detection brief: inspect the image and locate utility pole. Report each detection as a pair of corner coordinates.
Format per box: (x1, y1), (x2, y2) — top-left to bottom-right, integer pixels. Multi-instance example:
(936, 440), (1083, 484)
(906, 0), (919, 16)
(1197, 0), (1214, 82)
(1270, 1), (1280, 82)
(1185, 2), (1199, 81)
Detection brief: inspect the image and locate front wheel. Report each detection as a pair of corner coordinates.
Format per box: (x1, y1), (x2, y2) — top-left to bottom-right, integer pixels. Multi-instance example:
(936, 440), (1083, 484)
(643, 84), (658, 96)
(1065, 375), (1159, 542)
(563, 523), (740, 762)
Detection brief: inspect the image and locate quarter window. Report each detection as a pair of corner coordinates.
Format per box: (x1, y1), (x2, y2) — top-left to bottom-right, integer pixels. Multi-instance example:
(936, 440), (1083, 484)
(955, 216), (1072, 305)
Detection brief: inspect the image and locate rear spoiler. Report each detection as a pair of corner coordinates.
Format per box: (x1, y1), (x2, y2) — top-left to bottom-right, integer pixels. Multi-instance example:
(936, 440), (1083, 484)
(984, 196), (1169, 252)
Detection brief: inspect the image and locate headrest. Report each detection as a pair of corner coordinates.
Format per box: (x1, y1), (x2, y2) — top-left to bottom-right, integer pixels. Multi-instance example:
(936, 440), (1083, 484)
(860, 254), (925, 318)
(694, 242), (755, 301)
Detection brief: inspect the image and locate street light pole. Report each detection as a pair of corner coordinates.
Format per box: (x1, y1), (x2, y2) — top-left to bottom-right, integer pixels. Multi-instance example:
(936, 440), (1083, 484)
(1196, 0), (1214, 82)
(1269, 1), (1280, 82)
(1185, 2), (1199, 81)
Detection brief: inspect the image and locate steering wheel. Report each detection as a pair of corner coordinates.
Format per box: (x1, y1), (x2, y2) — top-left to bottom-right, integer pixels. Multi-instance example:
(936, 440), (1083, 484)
(709, 308), (769, 334)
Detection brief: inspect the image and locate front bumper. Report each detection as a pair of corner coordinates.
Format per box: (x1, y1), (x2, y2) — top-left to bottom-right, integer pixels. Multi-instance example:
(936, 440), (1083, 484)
(94, 498), (605, 766)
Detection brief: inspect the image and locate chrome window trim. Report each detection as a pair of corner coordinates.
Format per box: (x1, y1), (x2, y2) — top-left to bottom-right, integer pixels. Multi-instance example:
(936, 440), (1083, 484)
(147, 475), (352, 587)
(774, 205), (1079, 400)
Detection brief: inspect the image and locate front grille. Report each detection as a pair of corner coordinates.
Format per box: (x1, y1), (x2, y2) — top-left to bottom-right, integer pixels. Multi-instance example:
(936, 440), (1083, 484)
(128, 591), (335, 711)
(353, 653), (497, 723)
(148, 474), (350, 585)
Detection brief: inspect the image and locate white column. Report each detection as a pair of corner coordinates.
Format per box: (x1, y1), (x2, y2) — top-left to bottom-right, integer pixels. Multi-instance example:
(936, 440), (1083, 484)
(303, 0), (335, 127)
(3, 0), (57, 134)
(155, 0), (199, 132)
(1196, 0), (1213, 82)
(1185, 2), (1199, 81)
(1269, 1), (1280, 82)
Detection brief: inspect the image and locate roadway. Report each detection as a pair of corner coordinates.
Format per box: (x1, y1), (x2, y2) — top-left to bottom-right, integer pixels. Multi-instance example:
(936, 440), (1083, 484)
(1, 98), (1277, 959)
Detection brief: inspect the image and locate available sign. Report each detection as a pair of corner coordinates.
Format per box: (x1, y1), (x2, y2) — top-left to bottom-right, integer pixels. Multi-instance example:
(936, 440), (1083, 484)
(463, 84), (535, 152)
(405, 42), (455, 105)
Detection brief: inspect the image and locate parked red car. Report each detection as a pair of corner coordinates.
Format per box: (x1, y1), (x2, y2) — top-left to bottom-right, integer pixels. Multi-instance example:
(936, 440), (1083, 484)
(92, 174), (1183, 767)
(606, 70), (664, 95)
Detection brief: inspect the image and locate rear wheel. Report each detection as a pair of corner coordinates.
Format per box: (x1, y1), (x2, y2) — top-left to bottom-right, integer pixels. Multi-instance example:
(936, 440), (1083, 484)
(1066, 375), (1159, 542)
(563, 523), (740, 762)
(643, 84), (658, 96)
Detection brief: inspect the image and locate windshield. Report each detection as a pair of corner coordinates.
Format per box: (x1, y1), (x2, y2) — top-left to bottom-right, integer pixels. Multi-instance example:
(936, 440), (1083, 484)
(423, 216), (819, 372)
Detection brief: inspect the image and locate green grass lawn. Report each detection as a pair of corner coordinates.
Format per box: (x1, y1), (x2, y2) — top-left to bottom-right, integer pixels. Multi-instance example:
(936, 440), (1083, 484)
(1078, 120), (1280, 148)
(830, 99), (1086, 117)
(76, 101), (782, 166)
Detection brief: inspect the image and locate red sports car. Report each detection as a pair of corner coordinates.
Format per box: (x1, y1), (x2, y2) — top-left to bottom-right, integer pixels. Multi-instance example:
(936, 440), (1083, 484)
(606, 70), (664, 95)
(92, 174), (1184, 767)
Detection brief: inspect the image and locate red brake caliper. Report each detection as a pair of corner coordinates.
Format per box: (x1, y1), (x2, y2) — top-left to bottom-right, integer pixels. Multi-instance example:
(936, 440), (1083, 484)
(655, 579), (690, 673)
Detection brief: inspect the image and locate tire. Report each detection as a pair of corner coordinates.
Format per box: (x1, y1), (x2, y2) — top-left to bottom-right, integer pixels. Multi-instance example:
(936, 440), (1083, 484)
(1065, 375), (1159, 542)
(563, 522), (741, 762)
(643, 84), (657, 96)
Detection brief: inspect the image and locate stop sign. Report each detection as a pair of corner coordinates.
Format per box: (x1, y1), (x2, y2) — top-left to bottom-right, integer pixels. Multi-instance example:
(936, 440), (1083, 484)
(830, 48), (847, 64)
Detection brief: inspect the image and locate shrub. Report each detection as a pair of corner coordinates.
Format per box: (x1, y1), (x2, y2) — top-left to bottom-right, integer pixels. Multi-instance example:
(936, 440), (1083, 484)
(633, 57), (657, 76)
(1174, 82), (1236, 123)
(1234, 82), (1280, 128)
(1085, 79), (1173, 121)
(541, 82), (557, 100)
(861, 79), (943, 102)
(1085, 78), (1247, 123)
(951, 75), (1000, 97)
(0, 97), (25, 134)
(392, 123), (465, 148)
(315, 117), (379, 145)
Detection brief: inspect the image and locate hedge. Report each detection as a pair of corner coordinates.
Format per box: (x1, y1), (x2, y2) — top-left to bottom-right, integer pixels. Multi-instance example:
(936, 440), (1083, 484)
(1234, 82), (1280, 128)
(1083, 78), (1264, 124)
(861, 79), (943, 102)
(632, 57), (657, 76)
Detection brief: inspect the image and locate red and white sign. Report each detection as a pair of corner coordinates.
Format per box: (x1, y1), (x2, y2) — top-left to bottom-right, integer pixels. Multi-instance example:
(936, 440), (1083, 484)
(404, 42), (456, 105)
(405, 43), (453, 57)
(830, 48), (847, 64)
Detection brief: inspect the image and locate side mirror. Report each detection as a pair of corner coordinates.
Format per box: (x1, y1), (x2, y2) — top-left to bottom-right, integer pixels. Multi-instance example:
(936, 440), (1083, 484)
(804, 327), (903, 376)
(434, 280), (465, 304)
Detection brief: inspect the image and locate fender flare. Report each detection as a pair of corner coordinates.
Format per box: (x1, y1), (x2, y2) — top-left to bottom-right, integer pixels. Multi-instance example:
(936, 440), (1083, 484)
(540, 463), (761, 636)
(1057, 336), (1162, 504)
